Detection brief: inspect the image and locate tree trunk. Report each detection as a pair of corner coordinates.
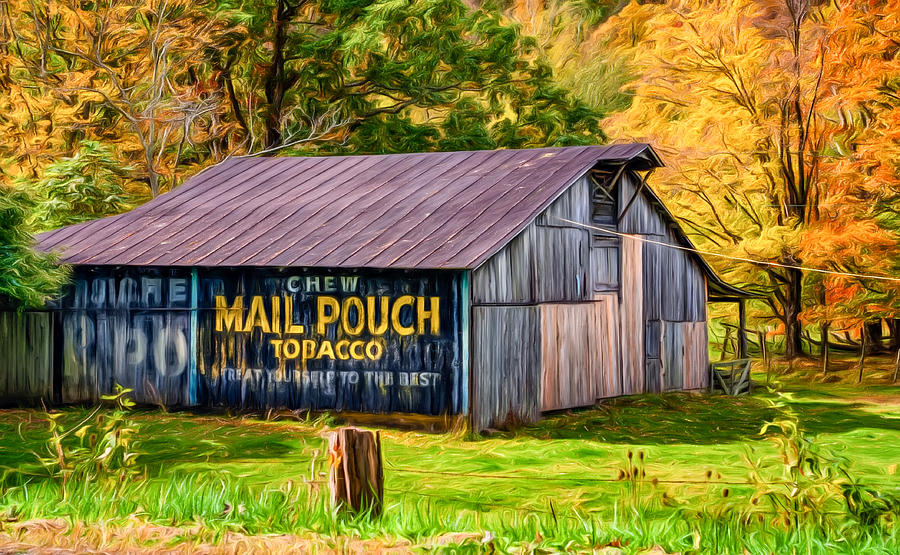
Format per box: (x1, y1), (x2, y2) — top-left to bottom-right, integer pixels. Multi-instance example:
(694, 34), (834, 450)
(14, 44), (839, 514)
(865, 320), (884, 354)
(893, 348), (900, 384)
(264, 0), (293, 150)
(857, 327), (868, 384)
(888, 319), (900, 352)
(820, 321), (829, 375)
(782, 267), (805, 359)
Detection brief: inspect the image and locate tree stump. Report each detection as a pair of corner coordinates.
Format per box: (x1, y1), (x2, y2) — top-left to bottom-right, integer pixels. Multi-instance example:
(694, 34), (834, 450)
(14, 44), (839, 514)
(327, 427), (383, 516)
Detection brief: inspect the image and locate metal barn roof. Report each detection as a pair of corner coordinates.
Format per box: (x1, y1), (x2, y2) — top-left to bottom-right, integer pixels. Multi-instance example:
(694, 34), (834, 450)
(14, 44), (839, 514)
(37, 144), (662, 269)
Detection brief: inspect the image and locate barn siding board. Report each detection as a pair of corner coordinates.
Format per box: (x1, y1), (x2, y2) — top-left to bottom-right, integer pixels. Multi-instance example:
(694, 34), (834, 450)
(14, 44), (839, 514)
(539, 301), (619, 411)
(0, 311), (53, 403)
(472, 305), (541, 430)
(472, 176), (592, 305)
(661, 321), (709, 391)
(620, 236), (644, 394)
(593, 294), (623, 398)
(618, 173), (667, 236)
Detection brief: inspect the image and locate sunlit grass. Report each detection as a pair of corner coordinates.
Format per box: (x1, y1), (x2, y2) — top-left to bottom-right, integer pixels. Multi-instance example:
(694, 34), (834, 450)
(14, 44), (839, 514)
(1, 363), (899, 551)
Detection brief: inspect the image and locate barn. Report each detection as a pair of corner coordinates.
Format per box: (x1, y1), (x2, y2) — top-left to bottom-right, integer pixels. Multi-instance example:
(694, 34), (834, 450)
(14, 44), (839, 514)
(1, 144), (751, 430)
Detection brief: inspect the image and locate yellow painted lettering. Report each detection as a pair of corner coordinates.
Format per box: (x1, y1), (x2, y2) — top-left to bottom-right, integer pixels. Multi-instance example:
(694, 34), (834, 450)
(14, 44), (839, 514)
(316, 296), (340, 334)
(335, 340), (350, 360)
(283, 339), (301, 359)
(417, 296), (440, 335)
(365, 340), (384, 360)
(302, 339), (317, 361)
(391, 295), (415, 336)
(317, 340), (335, 359)
(215, 295), (244, 332)
(243, 295), (271, 333)
(366, 296), (389, 335)
(349, 340), (365, 360)
(271, 296), (281, 335)
(270, 339), (284, 358)
(341, 297), (365, 335)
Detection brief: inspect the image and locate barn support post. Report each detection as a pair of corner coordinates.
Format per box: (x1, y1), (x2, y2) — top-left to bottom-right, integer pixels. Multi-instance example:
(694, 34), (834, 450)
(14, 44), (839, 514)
(461, 270), (470, 416)
(738, 299), (748, 359)
(188, 268), (199, 406)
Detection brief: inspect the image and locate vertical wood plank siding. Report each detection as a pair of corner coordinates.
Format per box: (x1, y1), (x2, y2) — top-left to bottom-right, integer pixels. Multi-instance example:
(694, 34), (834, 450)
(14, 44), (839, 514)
(472, 305), (541, 430)
(619, 171), (709, 394)
(0, 311), (54, 403)
(473, 176), (592, 305)
(471, 167), (714, 429)
(619, 235), (645, 394)
(540, 298), (620, 411)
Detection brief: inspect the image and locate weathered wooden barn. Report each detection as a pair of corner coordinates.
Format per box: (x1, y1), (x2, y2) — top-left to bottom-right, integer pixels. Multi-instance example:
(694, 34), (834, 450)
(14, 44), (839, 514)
(1, 144), (749, 429)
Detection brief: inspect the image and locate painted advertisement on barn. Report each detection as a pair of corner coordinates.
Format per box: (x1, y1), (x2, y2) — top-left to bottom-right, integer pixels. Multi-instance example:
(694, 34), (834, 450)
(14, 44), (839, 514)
(198, 268), (464, 415)
(57, 267), (464, 415)
(55, 267), (194, 405)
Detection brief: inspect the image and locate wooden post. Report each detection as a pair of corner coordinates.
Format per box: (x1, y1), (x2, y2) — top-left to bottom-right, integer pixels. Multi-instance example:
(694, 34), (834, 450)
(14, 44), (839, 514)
(857, 326), (868, 384)
(738, 299), (748, 359)
(820, 321), (830, 375)
(720, 327), (733, 361)
(757, 328), (769, 385)
(892, 347), (900, 383)
(328, 427), (384, 517)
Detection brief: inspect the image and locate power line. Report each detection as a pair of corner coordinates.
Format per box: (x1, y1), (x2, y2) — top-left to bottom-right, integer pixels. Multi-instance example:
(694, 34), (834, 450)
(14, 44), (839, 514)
(555, 217), (900, 283)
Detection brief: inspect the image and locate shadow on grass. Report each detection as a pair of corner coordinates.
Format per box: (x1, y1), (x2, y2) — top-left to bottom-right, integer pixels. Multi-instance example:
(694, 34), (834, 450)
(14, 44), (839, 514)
(0, 408), (301, 480)
(500, 391), (899, 444)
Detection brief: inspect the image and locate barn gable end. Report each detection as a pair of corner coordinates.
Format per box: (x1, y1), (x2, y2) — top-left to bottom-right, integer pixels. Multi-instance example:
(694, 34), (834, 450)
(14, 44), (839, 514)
(470, 164), (715, 429)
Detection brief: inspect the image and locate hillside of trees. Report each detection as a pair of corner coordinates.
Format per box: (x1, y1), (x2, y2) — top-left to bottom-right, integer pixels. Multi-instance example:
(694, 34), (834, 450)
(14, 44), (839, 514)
(1, 0), (897, 361)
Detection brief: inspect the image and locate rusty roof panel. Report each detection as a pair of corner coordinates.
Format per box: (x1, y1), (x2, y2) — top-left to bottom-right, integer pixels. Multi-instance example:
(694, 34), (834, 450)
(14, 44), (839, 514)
(37, 144), (661, 269)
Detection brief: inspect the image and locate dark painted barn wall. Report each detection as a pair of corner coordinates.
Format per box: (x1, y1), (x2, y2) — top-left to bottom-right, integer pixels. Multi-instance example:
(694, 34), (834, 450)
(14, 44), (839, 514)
(198, 268), (464, 414)
(43, 267), (465, 415)
(0, 311), (54, 404)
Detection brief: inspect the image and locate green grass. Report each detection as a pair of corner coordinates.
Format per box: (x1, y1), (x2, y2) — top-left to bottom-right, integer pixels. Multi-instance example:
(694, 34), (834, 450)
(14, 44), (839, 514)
(1, 363), (899, 552)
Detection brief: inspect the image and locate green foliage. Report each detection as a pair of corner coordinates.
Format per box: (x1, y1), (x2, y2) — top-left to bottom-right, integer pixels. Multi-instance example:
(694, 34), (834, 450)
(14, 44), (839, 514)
(0, 188), (68, 308)
(24, 140), (134, 232)
(1, 384), (898, 550)
(748, 395), (900, 530)
(212, 0), (604, 154)
(33, 386), (143, 494)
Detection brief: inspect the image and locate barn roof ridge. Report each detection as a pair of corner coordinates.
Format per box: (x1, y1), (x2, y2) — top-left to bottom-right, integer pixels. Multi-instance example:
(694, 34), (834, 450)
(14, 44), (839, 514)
(36, 143), (657, 269)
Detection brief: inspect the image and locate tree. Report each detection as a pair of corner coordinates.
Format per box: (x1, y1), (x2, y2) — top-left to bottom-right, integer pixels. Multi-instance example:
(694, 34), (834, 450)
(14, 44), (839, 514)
(14, 0), (230, 197)
(599, 0), (846, 358)
(0, 188), (68, 308)
(210, 0), (603, 155)
(24, 140), (134, 231)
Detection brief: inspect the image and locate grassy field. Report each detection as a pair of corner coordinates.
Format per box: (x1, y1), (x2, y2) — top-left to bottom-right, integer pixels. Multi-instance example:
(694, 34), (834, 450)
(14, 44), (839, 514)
(1, 357), (898, 553)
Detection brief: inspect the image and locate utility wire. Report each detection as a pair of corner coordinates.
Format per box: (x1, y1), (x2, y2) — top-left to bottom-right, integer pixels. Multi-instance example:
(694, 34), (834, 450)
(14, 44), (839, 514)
(555, 217), (900, 283)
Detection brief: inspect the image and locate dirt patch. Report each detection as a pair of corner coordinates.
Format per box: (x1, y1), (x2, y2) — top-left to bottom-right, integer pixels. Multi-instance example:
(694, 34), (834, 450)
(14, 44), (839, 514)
(0, 519), (445, 554)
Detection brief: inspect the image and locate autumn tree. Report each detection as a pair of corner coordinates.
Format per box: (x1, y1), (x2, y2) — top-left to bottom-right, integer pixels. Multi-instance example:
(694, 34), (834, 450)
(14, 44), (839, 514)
(600, 0), (846, 358)
(11, 0), (230, 198)
(808, 0), (900, 368)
